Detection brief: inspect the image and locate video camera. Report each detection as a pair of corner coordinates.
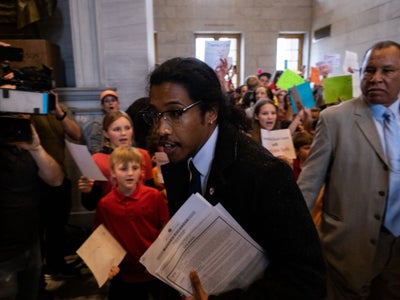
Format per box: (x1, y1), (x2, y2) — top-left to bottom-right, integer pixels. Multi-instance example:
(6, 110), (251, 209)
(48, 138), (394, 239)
(0, 45), (56, 143)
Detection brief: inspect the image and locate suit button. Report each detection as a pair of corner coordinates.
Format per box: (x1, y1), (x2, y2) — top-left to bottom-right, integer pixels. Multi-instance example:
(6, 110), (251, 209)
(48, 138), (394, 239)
(209, 187), (215, 195)
(370, 238), (377, 245)
(378, 191), (385, 196)
(383, 165), (389, 171)
(374, 214), (381, 220)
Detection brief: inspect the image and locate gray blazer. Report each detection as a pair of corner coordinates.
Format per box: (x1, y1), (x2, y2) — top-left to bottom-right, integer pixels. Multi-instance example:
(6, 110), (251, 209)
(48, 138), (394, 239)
(298, 96), (390, 292)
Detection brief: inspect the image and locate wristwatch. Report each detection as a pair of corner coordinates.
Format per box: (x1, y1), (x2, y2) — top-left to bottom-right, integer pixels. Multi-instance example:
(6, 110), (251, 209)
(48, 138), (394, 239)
(56, 110), (67, 121)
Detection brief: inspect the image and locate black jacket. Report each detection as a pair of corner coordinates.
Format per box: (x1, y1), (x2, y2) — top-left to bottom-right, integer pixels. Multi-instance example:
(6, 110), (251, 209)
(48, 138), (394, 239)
(161, 123), (326, 299)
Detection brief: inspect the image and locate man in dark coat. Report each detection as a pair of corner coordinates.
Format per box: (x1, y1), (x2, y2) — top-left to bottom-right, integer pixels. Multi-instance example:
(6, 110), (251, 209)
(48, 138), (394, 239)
(144, 57), (326, 299)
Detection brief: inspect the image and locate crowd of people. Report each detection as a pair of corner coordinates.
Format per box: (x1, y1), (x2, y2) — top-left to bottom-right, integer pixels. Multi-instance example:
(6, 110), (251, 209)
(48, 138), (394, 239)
(1, 39), (400, 300)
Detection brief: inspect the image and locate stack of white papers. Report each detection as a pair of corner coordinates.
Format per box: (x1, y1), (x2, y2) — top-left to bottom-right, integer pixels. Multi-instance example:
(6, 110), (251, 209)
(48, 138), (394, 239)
(140, 193), (269, 296)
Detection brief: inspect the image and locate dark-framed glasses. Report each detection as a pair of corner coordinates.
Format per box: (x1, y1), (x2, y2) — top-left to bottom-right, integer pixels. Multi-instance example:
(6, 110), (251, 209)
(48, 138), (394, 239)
(141, 101), (202, 126)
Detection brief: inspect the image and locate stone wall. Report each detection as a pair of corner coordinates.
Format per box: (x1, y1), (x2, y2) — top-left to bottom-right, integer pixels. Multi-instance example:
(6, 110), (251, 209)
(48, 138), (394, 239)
(153, 0), (400, 82)
(153, 0), (313, 82)
(310, 0), (400, 76)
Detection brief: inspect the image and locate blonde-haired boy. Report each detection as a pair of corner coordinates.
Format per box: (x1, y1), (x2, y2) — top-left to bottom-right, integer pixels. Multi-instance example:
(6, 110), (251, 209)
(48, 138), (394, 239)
(93, 145), (169, 299)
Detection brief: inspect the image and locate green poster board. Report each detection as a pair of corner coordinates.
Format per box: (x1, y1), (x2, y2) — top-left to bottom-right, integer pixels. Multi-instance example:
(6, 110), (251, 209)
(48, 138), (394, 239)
(276, 69), (305, 90)
(323, 75), (353, 104)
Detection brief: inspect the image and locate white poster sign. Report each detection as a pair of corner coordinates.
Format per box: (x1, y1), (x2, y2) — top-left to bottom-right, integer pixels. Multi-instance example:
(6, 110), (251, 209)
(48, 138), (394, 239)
(261, 129), (296, 159)
(204, 40), (231, 70)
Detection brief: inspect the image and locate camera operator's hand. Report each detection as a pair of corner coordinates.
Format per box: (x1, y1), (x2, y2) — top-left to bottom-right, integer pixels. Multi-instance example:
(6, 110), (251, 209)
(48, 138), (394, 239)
(19, 123), (41, 151)
(12, 122), (64, 187)
(48, 90), (64, 118)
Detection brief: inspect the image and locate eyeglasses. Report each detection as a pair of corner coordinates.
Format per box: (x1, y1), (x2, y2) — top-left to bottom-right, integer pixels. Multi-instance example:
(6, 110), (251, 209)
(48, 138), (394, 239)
(142, 101), (202, 126)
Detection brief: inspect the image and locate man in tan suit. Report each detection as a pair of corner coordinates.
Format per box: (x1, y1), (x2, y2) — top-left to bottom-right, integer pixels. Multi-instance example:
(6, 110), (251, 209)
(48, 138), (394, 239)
(298, 40), (400, 299)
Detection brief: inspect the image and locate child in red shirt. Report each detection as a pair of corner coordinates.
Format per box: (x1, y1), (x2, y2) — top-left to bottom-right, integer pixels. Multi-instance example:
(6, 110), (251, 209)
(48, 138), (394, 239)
(79, 110), (154, 211)
(93, 145), (169, 300)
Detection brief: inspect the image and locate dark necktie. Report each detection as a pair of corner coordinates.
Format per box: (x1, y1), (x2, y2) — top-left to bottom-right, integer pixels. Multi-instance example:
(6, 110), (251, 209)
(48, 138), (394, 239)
(188, 160), (202, 196)
(382, 108), (400, 236)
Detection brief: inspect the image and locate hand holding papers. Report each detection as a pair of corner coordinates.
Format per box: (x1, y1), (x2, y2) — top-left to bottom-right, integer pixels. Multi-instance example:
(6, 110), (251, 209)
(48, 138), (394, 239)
(140, 193), (269, 297)
(289, 82), (315, 114)
(76, 224), (126, 288)
(204, 40), (231, 70)
(343, 50), (360, 74)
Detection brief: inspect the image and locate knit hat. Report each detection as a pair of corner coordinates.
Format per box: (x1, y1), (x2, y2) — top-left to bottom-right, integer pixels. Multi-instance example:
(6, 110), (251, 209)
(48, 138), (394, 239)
(100, 90), (118, 102)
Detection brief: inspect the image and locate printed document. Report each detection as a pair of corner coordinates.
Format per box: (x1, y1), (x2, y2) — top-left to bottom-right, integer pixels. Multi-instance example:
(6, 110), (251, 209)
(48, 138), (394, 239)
(140, 193), (268, 296)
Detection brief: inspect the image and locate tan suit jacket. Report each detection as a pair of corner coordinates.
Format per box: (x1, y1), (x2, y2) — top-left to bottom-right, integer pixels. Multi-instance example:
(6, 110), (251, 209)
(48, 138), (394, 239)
(298, 96), (390, 292)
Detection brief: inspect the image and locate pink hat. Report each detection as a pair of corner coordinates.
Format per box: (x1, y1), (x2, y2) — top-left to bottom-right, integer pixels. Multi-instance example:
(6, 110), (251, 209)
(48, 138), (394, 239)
(100, 90), (118, 102)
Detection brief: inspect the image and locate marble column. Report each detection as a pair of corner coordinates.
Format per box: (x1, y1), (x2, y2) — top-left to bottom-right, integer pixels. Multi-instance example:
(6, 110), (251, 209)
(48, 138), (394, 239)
(67, 0), (155, 109)
(68, 0), (101, 88)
